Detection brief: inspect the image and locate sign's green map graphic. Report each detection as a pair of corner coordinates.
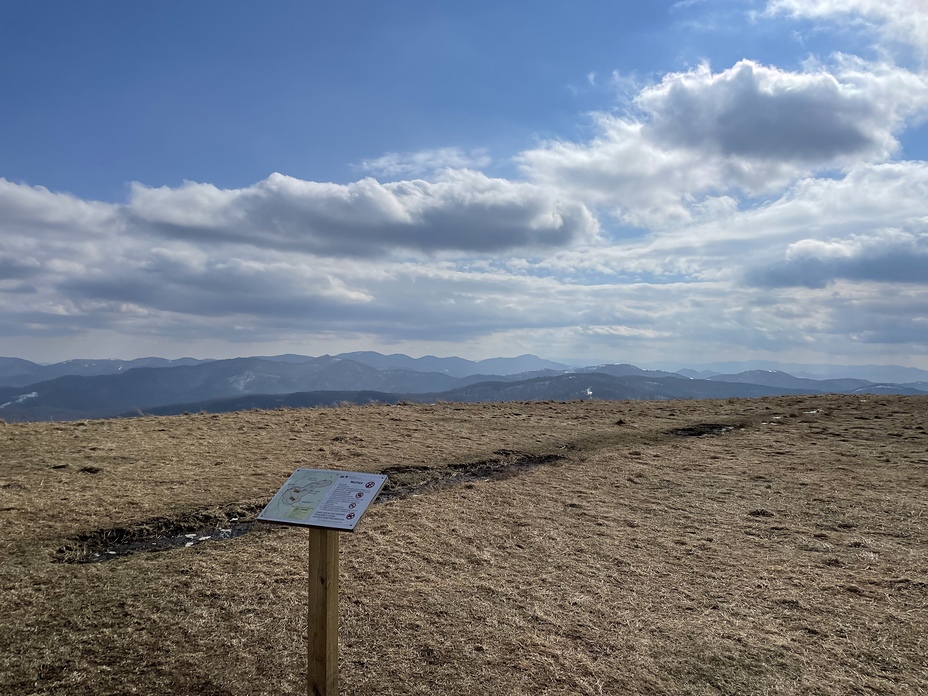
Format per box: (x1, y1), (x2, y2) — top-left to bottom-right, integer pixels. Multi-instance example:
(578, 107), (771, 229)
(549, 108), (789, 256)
(258, 468), (388, 531)
(270, 471), (338, 521)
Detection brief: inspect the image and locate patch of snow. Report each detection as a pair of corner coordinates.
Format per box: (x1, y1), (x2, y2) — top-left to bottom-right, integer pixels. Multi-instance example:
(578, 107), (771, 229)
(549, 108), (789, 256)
(227, 371), (257, 391)
(0, 391), (38, 409)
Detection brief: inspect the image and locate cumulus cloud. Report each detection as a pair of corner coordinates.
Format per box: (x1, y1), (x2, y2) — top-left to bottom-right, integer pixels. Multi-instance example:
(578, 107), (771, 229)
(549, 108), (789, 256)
(519, 116), (713, 228)
(637, 59), (926, 164)
(748, 226), (928, 287)
(0, 179), (126, 301)
(0, 178), (116, 235)
(127, 170), (598, 256)
(520, 58), (928, 228)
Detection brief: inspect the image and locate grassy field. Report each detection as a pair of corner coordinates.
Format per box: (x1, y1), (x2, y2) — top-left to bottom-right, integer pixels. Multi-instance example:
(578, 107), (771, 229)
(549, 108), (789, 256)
(1, 395), (926, 695)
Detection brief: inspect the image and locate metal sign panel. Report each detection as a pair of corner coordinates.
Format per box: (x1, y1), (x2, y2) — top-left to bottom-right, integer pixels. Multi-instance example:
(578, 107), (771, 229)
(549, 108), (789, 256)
(258, 468), (387, 531)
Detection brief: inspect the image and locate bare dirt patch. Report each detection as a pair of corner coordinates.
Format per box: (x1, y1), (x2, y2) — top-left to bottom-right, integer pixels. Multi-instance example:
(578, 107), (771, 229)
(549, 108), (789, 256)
(54, 502), (267, 563)
(1, 395), (926, 695)
(668, 422), (740, 437)
(57, 449), (566, 562)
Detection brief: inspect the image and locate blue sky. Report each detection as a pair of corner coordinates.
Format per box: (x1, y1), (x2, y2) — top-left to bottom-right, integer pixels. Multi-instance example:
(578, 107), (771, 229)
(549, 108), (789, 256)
(1, 0), (927, 367)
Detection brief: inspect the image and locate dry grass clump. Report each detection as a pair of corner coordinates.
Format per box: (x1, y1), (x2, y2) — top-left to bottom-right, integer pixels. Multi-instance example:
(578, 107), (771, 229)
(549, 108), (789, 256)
(1, 395), (926, 694)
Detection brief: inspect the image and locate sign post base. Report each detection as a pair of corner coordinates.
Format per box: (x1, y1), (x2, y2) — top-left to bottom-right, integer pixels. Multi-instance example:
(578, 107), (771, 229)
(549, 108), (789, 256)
(308, 527), (339, 696)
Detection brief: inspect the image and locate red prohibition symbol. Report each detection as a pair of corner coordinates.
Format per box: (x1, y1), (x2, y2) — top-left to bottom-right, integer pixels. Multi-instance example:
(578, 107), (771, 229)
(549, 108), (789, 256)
(355, 492), (364, 498)
(365, 481), (375, 488)
(345, 512), (356, 520)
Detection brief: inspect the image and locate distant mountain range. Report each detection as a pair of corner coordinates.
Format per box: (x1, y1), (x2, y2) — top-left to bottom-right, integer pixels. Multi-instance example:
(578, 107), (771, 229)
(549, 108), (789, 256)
(651, 361), (928, 385)
(0, 353), (565, 388)
(0, 353), (925, 422)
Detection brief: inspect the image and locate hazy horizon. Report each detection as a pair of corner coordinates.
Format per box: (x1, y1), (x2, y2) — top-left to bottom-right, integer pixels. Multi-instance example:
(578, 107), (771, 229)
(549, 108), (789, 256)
(5, 350), (928, 379)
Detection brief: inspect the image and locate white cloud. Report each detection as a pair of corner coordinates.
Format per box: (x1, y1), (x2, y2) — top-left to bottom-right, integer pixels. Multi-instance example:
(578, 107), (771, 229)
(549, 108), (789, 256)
(536, 161), (928, 278)
(0, 173), (601, 353)
(637, 58), (927, 165)
(750, 226), (928, 287)
(766, 0), (928, 58)
(506, 155), (928, 364)
(519, 116), (712, 228)
(520, 58), (928, 229)
(126, 170), (598, 257)
(60, 250), (375, 322)
(0, 179), (125, 299)
(0, 178), (116, 235)
(359, 147), (492, 178)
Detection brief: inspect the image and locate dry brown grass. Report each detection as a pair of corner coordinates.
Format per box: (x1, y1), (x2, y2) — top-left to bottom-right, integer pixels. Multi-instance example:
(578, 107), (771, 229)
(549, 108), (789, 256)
(1, 395), (926, 695)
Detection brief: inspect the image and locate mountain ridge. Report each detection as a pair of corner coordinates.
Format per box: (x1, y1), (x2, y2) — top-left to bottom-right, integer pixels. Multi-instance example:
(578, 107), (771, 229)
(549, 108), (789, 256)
(1, 353), (926, 422)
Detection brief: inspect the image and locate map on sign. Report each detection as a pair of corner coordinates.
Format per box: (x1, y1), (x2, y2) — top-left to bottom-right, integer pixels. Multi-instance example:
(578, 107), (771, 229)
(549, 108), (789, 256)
(258, 468), (388, 531)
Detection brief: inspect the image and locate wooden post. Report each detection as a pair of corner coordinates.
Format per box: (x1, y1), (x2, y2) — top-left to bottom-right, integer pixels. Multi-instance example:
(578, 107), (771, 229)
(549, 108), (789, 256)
(307, 527), (339, 696)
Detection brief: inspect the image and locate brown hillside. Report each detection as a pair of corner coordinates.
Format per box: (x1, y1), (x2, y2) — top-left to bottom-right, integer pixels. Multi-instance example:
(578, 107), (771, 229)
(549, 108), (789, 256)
(1, 395), (926, 695)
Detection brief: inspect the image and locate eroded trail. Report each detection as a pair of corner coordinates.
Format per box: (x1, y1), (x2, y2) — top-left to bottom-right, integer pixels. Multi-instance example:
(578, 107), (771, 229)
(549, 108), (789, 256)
(50, 409), (763, 563)
(56, 449), (568, 562)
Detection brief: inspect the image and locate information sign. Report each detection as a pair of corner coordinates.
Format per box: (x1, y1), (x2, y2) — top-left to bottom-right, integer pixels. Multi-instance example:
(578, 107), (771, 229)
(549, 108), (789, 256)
(258, 468), (387, 531)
